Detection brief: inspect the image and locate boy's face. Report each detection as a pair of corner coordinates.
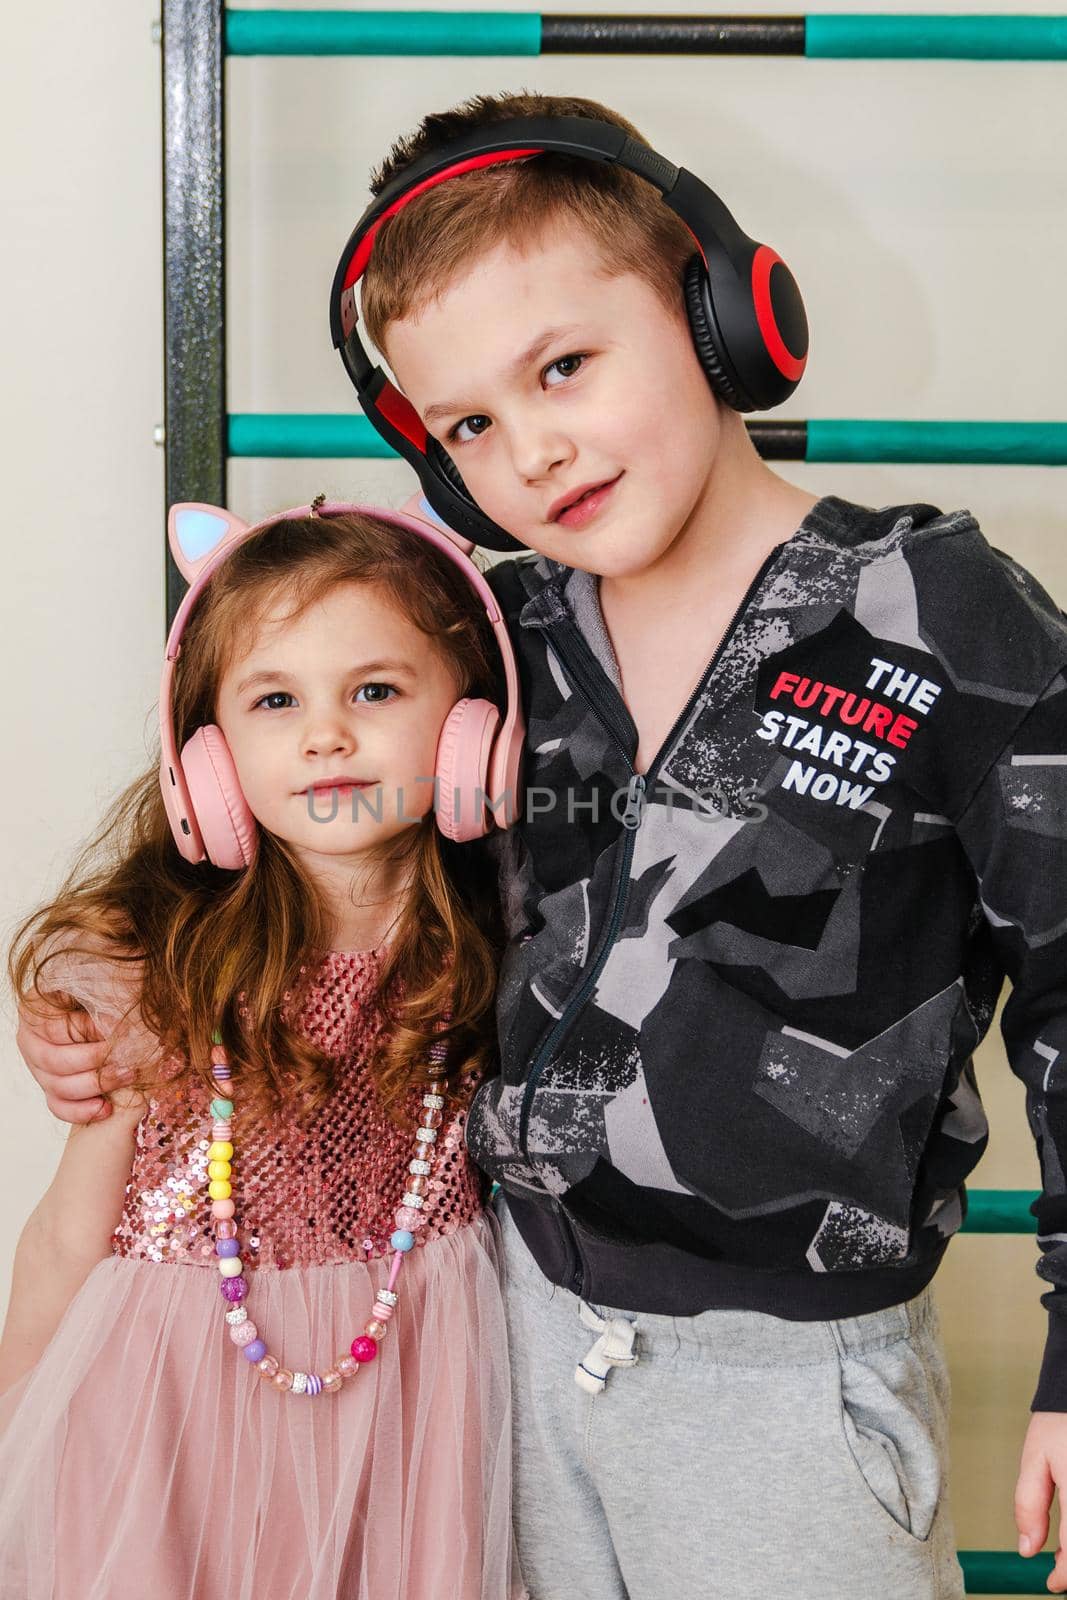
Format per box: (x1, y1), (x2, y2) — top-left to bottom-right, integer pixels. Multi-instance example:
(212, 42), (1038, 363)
(385, 223), (726, 579)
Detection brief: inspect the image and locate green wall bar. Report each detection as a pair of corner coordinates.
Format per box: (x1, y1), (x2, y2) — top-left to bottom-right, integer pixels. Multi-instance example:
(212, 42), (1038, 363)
(225, 9), (542, 55)
(807, 14), (1067, 60)
(228, 414), (394, 458)
(229, 415), (1067, 467)
(808, 420), (1067, 466)
(963, 1190), (1038, 1234)
(960, 1550), (1054, 1593)
(224, 11), (1067, 60)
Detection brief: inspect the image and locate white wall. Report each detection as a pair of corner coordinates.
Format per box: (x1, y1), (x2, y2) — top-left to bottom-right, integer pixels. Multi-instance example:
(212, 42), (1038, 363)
(3, 0), (1066, 1571)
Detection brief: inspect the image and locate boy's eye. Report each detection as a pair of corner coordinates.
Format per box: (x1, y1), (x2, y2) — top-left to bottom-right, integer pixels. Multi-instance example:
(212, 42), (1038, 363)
(354, 683), (397, 705)
(450, 414), (491, 445)
(544, 353), (585, 385)
(446, 353), (588, 445)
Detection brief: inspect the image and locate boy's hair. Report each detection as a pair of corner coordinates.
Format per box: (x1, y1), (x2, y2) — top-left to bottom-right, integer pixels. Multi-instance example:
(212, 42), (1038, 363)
(361, 91), (697, 357)
(9, 513), (503, 1121)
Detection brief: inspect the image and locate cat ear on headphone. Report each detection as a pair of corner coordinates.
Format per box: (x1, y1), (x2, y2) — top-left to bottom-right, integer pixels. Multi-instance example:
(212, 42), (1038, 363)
(167, 503), (250, 584)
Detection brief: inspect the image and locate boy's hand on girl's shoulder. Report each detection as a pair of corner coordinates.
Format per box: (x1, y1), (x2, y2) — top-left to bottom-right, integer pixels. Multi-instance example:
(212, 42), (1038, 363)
(1016, 1412), (1067, 1591)
(16, 999), (120, 1125)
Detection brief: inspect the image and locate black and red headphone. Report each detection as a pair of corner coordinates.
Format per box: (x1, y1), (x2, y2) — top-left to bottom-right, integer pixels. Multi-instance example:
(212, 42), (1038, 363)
(330, 115), (809, 553)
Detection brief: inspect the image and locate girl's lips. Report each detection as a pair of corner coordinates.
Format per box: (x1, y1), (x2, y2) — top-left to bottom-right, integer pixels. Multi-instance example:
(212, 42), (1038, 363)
(555, 474), (622, 529)
(302, 781), (374, 795)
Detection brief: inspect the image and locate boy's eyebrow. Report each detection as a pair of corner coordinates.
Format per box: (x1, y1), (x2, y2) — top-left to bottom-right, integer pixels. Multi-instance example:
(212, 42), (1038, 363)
(236, 660), (417, 695)
(421, 324), (585, 424)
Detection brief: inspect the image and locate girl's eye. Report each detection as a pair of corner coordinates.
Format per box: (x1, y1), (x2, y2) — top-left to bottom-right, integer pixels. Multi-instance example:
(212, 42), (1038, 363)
(449, 414), (491, 446)
(544, 353), (586, 385)
(354, 683), (397, 705)
(254, 691), (295, 711)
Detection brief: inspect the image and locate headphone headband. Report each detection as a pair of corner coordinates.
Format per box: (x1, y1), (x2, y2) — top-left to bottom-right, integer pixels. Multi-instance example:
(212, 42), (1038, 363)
(330, 114), (809, 550)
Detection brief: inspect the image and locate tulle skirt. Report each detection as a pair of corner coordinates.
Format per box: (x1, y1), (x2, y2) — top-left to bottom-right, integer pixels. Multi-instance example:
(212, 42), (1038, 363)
(0, 1214), (524, 1600)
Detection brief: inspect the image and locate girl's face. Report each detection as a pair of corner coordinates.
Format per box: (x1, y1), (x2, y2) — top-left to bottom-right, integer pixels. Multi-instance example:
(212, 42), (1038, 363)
(215, 580), (461, 871)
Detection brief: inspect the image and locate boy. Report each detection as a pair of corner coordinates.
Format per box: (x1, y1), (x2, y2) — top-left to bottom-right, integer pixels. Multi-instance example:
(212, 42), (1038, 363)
(18, 92), (1067, 1597)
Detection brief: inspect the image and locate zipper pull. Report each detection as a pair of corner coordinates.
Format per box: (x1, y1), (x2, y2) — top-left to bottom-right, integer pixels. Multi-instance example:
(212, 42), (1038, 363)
(621, 773), (646, 830)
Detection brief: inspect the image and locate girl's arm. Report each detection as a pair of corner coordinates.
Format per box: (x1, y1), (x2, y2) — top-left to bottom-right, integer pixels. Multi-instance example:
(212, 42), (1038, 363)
(0, 1092), (143, 1394)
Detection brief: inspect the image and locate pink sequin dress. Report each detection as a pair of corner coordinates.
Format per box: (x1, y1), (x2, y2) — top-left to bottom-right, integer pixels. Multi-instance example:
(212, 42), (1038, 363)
(0, 949), (524, 1600)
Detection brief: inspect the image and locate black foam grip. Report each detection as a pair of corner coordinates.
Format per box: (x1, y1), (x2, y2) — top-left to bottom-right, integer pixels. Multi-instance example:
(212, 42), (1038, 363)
(683, 256), (750, 413)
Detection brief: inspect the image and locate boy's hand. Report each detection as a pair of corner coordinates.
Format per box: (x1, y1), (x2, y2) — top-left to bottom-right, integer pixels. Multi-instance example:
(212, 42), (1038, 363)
(1016, 1412), (1067, 1590)
(16, 1000), (117, 1124)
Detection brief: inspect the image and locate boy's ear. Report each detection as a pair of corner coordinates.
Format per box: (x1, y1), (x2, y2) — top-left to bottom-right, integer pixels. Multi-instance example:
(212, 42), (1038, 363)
(167, 503), (249, 583)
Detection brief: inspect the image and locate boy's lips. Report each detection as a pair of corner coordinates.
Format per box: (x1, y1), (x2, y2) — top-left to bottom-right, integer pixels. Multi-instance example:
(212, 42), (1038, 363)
(548, 473), (623, 526)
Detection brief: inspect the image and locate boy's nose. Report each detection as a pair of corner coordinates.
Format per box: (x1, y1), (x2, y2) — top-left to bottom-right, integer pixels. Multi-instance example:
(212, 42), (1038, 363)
(513, 430), (573, 484)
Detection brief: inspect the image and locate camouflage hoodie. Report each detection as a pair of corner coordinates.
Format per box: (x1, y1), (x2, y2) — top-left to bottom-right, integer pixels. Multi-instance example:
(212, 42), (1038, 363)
(467, 495), (1067, 1408)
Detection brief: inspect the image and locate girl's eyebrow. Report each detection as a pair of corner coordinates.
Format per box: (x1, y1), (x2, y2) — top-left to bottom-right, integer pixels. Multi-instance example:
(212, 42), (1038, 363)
(421, 324), (584, 425)
(235, 660), (417, 696)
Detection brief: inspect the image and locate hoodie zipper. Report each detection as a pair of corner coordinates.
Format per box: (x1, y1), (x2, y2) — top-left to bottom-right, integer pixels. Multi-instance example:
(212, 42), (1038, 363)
(516, 542), (786, 1165)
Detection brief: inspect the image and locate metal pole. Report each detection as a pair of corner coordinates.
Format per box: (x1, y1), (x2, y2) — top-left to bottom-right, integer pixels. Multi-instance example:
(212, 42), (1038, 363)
(162, 0), (227, 627)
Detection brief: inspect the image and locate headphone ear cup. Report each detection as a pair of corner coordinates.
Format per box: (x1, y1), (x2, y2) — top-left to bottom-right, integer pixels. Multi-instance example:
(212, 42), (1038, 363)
(683, 255), (751, 413)
(435, 698), (501, 843)
(180, 725), (258, 869)
(426, 435), (476, 503)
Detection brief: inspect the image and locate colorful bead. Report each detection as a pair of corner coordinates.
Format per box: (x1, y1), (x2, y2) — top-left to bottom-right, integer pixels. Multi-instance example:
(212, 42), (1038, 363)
(206, 1026), (449, 1398)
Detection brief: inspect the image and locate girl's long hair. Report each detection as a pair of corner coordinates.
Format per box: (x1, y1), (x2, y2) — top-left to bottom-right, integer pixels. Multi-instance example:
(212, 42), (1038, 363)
(8, 512), (505, 1118)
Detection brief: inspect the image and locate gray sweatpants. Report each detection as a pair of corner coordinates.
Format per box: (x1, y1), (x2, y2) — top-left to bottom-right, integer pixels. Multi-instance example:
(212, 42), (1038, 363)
(499, 1200), (964, 1600)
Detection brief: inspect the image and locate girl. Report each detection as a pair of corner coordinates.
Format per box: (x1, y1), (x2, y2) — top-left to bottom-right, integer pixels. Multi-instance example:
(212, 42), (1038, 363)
(0, 497), (526, 1600)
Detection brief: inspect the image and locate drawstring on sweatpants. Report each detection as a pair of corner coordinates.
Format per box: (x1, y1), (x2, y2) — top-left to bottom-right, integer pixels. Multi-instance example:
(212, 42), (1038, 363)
(574, 1301), (638, 1395)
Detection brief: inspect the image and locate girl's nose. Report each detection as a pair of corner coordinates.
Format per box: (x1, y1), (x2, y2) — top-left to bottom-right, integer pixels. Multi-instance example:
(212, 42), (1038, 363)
(302, 718), (356, 759)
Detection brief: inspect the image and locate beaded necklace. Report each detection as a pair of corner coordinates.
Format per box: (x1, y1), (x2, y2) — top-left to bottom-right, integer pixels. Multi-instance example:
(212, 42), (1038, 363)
(208, 1027), (449, 1396)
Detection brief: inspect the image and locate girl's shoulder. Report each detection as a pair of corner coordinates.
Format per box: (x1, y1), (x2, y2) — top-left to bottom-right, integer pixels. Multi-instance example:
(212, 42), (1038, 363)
(35, 927), (161, 1078)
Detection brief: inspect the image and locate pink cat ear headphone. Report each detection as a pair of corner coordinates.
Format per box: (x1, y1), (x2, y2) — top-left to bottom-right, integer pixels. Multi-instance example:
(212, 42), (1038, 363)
(159, 495), (525, 869)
